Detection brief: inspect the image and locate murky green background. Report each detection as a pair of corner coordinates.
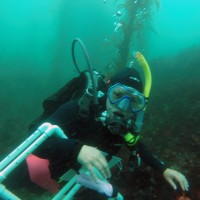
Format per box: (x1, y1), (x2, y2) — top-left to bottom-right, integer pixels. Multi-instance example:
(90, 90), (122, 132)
(0, 0), (200, 199)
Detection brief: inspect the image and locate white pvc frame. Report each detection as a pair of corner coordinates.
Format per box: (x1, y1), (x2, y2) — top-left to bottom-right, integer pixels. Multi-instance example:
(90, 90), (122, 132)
(0, 123), (123, 200)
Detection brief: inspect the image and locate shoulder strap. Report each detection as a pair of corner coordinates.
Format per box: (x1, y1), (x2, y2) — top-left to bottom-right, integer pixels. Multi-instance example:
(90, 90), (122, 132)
(78, 70), (105, 118)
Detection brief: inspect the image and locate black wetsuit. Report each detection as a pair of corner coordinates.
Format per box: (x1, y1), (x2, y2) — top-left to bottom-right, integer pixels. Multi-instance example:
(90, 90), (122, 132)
(4, 100), (166, 191)
(34, 100), (166, 178)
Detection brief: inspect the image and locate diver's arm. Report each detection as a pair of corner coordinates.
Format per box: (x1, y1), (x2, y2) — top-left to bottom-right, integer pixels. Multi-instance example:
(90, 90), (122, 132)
(31, 100), (111, 181)
(137, 141), (189, 191)
(34, 137), (111, 181)
(33, 136), (83, 164)
(137, 141), (167, 173)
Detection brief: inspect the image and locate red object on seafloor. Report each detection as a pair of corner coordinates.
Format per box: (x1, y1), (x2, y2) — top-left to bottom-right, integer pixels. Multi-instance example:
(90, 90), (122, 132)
(176, 192), (191, 200)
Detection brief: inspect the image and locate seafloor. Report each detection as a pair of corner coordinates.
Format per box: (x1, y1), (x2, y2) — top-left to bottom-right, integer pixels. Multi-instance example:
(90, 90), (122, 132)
(0, 45), (200, 200)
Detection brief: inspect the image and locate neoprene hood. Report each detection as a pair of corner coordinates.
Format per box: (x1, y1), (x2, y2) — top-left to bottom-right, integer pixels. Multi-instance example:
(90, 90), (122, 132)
(109, 68), (143, 92)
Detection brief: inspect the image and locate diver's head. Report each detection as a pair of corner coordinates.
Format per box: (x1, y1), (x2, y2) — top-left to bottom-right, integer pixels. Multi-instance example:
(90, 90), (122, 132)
(105, 67), (146, 135)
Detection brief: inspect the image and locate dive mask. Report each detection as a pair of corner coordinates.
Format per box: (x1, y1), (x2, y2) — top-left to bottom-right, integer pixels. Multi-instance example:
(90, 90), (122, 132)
(108, 83), (146, 113)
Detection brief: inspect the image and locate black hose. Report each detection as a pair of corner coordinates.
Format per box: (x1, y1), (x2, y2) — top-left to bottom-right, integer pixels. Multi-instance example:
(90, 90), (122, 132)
(71, 38), (98, 105)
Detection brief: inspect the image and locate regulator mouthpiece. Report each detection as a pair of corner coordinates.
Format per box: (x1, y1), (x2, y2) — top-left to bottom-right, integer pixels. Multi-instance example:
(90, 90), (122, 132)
(106, 115), (135, 136)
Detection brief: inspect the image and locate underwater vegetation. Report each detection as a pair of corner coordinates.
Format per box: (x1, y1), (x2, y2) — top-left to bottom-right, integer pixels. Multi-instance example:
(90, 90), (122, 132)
(105, 0), (159, 79)
(140, 45), (200, 200)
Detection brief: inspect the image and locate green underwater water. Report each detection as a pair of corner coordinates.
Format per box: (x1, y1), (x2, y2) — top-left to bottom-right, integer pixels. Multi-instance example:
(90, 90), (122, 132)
(0, 0), (200, 199)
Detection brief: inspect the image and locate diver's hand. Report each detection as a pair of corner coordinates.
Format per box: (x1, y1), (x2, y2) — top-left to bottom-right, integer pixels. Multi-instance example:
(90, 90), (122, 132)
(163, 168), (189, 191)
(77, 145), (111, 182)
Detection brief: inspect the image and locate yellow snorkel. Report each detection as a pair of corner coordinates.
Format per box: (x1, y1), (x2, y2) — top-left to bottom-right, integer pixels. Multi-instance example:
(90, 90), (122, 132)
(135, 51), (152, 100)
(124, 52), (152, 146)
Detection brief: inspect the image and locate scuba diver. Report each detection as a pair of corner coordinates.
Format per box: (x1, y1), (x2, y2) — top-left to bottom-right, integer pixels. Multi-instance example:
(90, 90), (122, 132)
(3, 39), (189, 198)
(4, 67), (189, 198)
(24, 67), (188, 195)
